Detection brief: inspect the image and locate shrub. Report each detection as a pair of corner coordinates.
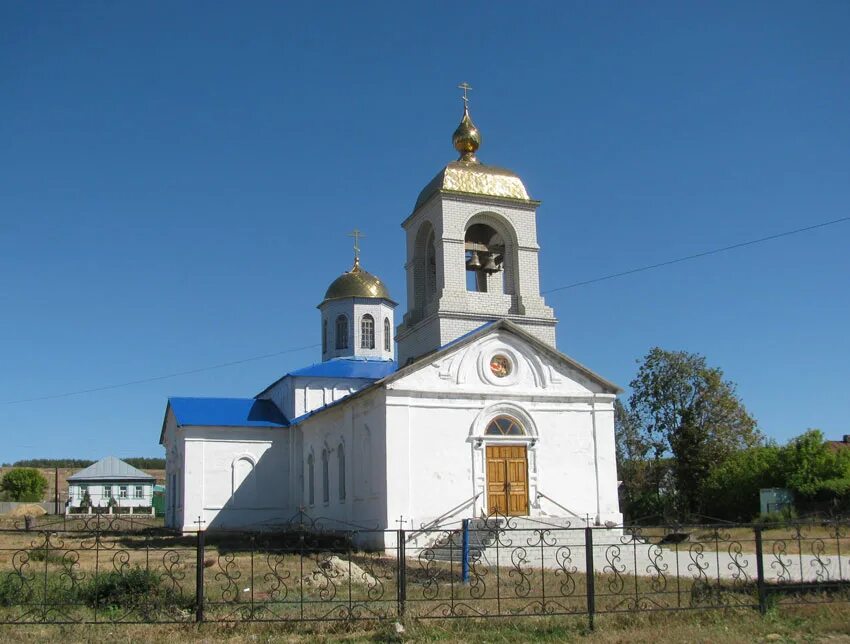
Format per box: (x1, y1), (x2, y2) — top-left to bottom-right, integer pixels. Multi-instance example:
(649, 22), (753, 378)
(79, 567), (189, 616)
(755, 507), (798, 526)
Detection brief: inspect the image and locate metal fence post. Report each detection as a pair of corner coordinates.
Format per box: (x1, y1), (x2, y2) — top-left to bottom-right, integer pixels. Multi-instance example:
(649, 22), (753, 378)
(461, 518), (470, 584)
(585, 526), (595, 631)
(754, 525), (767, 615)
(397, 529), (407, 618)
(195, 527), (206, 623)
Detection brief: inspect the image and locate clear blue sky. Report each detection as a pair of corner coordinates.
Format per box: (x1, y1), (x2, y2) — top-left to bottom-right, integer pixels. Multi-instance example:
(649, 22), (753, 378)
(1, 2), (848, 462)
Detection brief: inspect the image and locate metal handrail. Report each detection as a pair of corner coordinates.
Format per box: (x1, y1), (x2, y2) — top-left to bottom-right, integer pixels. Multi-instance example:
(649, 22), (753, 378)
(535, 491), (585, 521)
(407, 492), (483, 539)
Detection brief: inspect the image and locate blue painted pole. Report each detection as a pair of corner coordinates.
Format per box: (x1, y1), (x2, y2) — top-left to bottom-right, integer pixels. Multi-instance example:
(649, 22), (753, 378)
(461, 518), (470, 583)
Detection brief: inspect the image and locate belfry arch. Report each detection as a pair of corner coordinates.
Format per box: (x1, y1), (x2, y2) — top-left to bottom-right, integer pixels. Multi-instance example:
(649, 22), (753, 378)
(463, 212), (518, 298)
(411, 219), (437, 321)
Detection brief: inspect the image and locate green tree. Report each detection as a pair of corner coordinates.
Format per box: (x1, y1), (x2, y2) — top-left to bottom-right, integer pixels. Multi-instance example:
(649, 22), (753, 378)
(702, 445), (783, 520)
(628, 348), (761, 519)
(1, 468), (48, 502)
(781, 430), (850, 497)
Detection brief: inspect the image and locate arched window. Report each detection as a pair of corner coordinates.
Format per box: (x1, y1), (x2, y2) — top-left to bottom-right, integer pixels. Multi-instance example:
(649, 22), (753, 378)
(322, 319), (328, 353)
(321, 448), (330, 504)
(360, 314), (375, 349)
(338, 443), (346, 501)
(307, 453), (315, 506)
(335, 315), (348, 350)
(383, 318), (391, 351)
(485, 416), (525, 436)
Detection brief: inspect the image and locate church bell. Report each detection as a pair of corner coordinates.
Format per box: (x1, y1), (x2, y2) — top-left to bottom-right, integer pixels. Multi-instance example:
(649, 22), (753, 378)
(466, 251), (482, 270)
(482, 253), (500, 274)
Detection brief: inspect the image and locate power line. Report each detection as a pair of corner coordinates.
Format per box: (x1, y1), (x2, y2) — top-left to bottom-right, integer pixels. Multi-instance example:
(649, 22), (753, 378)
(2, 343), (319, 405)
(4, 216), (847, 406)
(542, 215), (850, 295)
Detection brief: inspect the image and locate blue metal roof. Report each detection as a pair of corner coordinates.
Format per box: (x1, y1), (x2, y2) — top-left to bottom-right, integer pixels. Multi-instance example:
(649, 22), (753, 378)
(169, 397), (289, 428)
(289, 358), (397, 380)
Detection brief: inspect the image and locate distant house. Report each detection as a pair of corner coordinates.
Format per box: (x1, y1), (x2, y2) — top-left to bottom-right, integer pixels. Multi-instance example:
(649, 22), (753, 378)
(827, 435), (850, 452)
(67, 456), (155, 510)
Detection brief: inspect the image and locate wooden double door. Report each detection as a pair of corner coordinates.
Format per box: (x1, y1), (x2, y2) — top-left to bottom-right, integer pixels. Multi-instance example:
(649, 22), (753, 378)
(486, 445), (529, 516)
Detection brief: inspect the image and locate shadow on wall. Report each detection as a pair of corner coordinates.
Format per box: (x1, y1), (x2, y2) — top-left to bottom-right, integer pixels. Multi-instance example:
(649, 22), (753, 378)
(205, 447), (287, 531)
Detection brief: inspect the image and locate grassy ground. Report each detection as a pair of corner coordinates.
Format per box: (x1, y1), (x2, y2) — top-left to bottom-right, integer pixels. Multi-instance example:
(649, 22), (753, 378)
(0, 604), (848, 642)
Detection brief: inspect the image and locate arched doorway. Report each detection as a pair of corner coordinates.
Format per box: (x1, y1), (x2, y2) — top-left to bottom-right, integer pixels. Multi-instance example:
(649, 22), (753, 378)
(484, 416), (529, 515)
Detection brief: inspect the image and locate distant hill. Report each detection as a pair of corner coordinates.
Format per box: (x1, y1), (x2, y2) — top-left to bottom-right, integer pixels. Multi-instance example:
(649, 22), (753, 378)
(8, 457), (166, 469)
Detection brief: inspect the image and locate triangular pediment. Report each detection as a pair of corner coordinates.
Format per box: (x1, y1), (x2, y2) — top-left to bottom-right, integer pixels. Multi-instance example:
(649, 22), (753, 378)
(387, 320), (620, 396)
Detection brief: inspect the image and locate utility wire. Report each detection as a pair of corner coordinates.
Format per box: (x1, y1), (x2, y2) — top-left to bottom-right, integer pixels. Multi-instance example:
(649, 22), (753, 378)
(2, 343), (319, 405)
(542, 215), (850, 294)
(4, 215), (848, 406)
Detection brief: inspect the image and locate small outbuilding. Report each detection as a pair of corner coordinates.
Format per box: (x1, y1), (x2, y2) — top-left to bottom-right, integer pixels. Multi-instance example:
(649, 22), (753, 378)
(67, 456), (155, 512)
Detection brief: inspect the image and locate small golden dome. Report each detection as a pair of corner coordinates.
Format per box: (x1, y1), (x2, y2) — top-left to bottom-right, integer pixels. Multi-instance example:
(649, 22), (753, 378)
(321, 260), (394, 305)
(452, 104), (481, 163)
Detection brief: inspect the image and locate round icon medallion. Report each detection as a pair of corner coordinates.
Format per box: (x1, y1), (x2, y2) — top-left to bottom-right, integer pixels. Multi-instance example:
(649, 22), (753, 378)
(490, 354), (511, 378)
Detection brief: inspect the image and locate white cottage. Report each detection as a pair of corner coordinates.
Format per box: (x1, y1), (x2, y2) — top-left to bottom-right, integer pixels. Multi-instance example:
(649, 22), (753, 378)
(160, 100), (623, 536)
(67, 456), (156, 511)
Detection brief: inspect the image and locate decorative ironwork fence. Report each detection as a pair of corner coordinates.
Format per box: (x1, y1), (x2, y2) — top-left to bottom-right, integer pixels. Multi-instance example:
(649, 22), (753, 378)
(0, 514), (847, 627)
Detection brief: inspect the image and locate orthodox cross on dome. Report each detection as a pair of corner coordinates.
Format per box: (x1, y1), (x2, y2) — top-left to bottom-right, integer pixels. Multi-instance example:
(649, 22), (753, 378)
(458, 81), (472, 108)
(348, 229), (365, 270)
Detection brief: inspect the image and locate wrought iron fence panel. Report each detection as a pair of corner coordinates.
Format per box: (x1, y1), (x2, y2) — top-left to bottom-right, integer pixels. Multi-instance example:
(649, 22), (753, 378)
(200, 529), (397, 622)
(0, 518), (848, 626)
(405, 519), (587, 618)
(760, 521), (850, 607)
(0, 526), (196, 624)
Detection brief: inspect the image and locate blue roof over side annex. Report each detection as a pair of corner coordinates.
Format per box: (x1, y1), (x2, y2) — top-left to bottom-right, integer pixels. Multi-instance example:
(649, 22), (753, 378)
(169, 397), (289, 428)
(289, 357), (398, 380)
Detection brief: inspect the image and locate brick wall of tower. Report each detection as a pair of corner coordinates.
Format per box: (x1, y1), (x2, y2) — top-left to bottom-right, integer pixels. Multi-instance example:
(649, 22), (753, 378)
(397, 189), (557, 366)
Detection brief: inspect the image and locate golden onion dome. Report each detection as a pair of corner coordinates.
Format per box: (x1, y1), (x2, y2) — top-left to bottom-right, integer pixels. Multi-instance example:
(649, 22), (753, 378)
(320, 259), (394, 305)
(414, 98), (533, 210)
(452, 104), (481, 162)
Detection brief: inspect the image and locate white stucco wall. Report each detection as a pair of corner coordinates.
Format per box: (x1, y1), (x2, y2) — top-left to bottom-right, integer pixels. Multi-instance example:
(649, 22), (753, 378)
(385, 329), (622, 530)
(297, 388), (387, 534)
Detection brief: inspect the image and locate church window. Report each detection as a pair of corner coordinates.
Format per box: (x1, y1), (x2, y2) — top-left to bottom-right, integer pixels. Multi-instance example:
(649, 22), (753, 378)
(307, 454), (315, 506)
(322, 319), (328, 352)
(335, 315), (348, 350)
(361, 315), (375, 349)
(485, 416), (524, 436)
(321, 449), (330, 504)
(384, 318), (391, 351)
(338, 443), (346, 501)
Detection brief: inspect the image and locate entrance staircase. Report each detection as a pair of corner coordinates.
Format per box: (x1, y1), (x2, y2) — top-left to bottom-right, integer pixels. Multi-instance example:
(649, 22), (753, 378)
(409, 516), (591, 567)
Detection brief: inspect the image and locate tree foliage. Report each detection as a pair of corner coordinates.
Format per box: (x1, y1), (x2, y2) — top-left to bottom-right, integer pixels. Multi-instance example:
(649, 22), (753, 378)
(1, 468), (48, 502)
(621, 347), (762, 520)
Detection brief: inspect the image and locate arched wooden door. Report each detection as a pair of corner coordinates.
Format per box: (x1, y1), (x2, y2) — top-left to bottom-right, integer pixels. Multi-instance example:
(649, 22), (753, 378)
(486, 445), (529, 515)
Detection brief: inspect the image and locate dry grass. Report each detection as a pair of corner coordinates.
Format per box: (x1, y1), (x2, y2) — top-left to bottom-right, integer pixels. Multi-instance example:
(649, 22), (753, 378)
(0, 604), (849, 642)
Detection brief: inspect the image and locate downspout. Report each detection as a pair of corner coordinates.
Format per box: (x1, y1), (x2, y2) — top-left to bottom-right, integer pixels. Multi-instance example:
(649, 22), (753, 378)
(591, 395), (601, 525)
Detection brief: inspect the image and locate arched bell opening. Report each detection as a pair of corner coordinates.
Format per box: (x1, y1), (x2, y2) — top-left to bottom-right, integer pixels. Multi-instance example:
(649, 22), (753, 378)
(464, 221), (516, 295)
(412, 221), (438, 320)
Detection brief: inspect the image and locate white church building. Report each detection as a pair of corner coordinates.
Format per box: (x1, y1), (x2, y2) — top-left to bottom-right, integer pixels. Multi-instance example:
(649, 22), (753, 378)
(160, 98), (623, 536)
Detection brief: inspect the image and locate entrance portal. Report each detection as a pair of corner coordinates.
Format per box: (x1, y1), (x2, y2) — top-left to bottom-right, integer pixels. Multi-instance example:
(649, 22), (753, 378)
(486, 445), (529, 515)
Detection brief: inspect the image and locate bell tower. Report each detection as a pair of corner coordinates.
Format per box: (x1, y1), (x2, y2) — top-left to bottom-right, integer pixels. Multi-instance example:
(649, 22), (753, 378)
(396, 87), (557, 366)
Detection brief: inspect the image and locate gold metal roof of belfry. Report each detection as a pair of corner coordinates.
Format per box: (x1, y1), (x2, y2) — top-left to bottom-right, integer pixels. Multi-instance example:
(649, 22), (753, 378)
(320, 259), (394, 305)
(414, 83), (534, 210)
(414, 161), (531, 210)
